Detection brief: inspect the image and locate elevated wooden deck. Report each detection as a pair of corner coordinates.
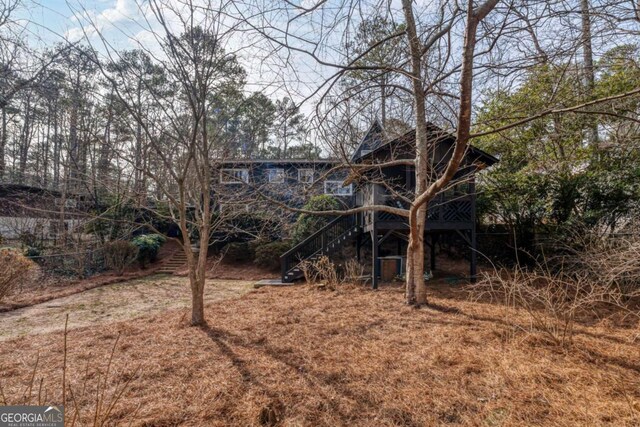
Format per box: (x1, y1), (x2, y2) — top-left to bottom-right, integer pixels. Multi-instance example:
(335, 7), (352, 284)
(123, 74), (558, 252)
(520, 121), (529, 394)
(361, 186), (475, 232)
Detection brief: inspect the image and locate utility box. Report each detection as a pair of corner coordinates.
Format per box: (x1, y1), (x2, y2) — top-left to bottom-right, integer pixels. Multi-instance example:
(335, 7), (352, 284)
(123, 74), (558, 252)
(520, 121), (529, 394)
(378, 256), (404, 281)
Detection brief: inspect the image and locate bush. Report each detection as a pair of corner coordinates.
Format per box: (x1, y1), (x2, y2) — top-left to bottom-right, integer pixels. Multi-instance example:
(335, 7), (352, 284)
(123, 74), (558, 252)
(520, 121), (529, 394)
(0, 248), (35, 302)
(299, 256), (362, 290)
(299, 256), (340, 289)
(103, 240), (138, 275)
(223, 242), (253, 263)
(131, 234), (166, 268)
(23, 246), (41, 258)
(292, 195), (340, 243)
(254, 241), (292, 270)
(19, 231), (38, 247)
(224, 213), (286, 242)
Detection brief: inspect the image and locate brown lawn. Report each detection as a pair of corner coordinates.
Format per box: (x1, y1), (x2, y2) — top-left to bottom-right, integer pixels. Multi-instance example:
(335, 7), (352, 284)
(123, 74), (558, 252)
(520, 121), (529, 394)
(0, 276), (253, 340)
(1, 281), (639, 426)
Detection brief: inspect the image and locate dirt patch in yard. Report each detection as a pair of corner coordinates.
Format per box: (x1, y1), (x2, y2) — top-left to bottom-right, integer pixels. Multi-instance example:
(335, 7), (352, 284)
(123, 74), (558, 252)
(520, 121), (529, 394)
(0, 276), (253, 340)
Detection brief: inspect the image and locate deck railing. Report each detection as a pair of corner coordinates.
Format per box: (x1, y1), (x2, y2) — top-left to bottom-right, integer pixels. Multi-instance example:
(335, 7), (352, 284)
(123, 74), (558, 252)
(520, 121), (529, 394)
(365, 188), (473, 227)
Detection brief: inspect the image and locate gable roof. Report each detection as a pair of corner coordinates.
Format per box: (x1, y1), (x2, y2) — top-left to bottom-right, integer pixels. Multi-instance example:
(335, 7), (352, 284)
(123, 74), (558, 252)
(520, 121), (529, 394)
(352, 121), (499, 167)
(350, 119), (385, 161)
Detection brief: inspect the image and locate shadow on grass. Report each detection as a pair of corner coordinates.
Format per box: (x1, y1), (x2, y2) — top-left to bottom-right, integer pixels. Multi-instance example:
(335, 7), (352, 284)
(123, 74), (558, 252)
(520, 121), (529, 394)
(198, 322), (421, 426)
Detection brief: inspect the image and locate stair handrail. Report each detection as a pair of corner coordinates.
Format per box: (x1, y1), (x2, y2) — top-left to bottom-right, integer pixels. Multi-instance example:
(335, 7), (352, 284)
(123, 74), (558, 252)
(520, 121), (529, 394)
(280, 215), (342, 260)
(280, 214), (356, 279)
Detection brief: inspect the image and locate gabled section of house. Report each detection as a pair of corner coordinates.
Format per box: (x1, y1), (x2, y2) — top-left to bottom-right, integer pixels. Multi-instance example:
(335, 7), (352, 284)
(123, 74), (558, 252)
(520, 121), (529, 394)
(280, 120), (499, 286)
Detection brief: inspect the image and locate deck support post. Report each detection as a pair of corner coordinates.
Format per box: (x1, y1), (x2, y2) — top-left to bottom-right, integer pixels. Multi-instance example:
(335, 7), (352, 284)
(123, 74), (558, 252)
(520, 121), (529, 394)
(371, 226), (379, 289)
(470, 177), (477, 283)
(430, 233), (437, 272)
(356, 234), (362, 262)
(470, 228), (477, 283)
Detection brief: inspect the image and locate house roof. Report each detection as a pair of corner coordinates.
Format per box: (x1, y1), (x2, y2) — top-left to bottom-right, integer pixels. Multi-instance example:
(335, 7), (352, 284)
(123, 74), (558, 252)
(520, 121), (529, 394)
(218, 159), (337, 166)
(352, 121), (499, 167)
(350, 119), (385, 161)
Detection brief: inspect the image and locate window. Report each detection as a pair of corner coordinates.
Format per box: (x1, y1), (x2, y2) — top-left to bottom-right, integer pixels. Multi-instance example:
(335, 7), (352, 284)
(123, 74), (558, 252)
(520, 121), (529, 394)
(219, 203), (251, 213)
(298, 168), (314, 184)
(54, 198), (77, 208)
(220, 168), (249, 184)
(267, 168), (285, 183)
(324, 180), (353, 196)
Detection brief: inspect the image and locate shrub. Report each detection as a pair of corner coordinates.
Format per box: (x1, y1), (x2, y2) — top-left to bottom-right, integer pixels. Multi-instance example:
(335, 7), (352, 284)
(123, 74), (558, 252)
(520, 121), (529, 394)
(23, 246), (41, 258)
(472, 230), (640, 348)
(223, 242), (254, 263)
(341, 258), (364, 283)
(19, 231), (38, 248)
(103, 240), (138, 275)
(131, 234), (166, 268)
(299, 256), (362, 289)
(0, 232), (4, 245)
(0, 248), (35, 302)
(292, 195), (340, 243)
(254, 241), (292, 270)
(225, 213), (286, 242)
(299, 256), (340, 289)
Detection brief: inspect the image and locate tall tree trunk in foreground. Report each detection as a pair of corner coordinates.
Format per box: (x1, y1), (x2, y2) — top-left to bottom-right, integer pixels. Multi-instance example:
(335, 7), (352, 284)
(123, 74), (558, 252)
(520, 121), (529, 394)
(402, 0), (428, 305)
(403, 0), (499, 305)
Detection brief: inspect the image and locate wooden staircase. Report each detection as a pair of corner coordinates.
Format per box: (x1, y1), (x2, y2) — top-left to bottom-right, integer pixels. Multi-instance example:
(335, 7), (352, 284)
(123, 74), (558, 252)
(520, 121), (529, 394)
(157, 250), (188, 274)
(280, 214), (361, 282)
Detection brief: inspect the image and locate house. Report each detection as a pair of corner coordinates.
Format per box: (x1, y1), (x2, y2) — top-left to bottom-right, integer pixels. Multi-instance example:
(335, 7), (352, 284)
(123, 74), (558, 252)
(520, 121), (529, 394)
(214, 159), (355, 213)
(0, 183), (87, 243)
(280, 120), (499, 286)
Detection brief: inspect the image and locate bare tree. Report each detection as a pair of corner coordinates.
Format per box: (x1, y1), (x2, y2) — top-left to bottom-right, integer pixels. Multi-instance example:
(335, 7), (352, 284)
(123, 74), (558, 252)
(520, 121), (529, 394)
(72, 0), (255, 325)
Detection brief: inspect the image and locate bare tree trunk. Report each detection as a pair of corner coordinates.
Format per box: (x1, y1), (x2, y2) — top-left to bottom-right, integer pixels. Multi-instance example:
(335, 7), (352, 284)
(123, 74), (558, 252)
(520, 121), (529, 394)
(98, 99), (113, 188)
(0, 104), (6, 178)
(380, 75), (387, 126)
(69, 90), (79, 191)
(581, 0), (599, 146)
(53, 106), (60, 188)
(402, 0), (428, 305)
(406, 204), (426, 304)
(18, 96), (32, 176)
(135, 84), (145, 204)
(403, 0), (498, 305)
(188, 254), (206, 325)
(43, 106), (51, 186)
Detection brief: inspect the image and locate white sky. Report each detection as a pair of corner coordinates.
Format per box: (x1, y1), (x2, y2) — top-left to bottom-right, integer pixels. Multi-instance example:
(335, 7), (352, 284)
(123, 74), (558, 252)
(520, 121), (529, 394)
(16, 0), (340, 118)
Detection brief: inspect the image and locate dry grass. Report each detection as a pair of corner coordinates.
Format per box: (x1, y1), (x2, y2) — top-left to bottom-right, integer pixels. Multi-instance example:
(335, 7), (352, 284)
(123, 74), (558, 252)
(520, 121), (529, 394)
(0, 242), (180, 313)
(1, 282), (639, 426)
(472, 266), (640, 347)
(0, 276), (253, 340)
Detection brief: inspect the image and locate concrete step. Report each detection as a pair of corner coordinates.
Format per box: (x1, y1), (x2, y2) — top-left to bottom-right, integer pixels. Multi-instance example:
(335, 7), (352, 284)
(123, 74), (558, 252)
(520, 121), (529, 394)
(157, 251), (189, 274)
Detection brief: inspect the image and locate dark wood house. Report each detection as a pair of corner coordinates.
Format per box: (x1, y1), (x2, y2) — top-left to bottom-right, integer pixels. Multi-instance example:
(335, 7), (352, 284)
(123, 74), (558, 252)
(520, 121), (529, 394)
(280, 120), (498, 286)
(214, 159), (353, 212)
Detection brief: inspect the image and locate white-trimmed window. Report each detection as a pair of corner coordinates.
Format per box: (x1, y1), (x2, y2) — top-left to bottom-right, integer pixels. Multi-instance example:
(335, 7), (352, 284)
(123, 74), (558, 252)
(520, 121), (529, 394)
(298, 168), (314, 184)
(324, 180), (353, 196)
(55, 198), (77, 208)
(220, 168), (249, 184)
(267, 168), (285, 183)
